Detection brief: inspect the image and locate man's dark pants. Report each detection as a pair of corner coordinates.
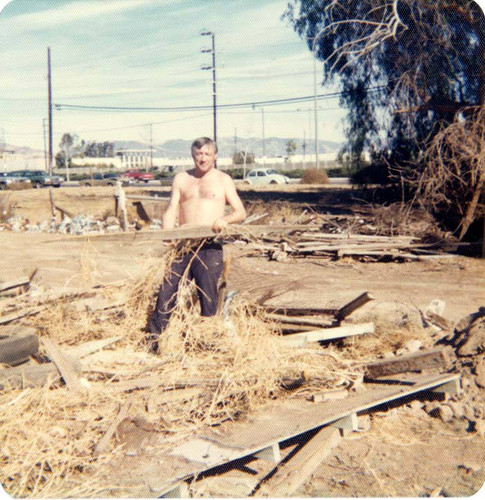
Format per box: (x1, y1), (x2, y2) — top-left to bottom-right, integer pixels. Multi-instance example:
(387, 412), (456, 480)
(148, 242), (223, 336)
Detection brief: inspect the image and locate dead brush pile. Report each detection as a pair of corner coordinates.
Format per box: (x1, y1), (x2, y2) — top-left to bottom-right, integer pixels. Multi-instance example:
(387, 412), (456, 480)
(0, 241), (441, 497)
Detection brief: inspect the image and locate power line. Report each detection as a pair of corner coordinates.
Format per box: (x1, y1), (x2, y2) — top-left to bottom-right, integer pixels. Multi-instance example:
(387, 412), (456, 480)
(54, 86), (385, 113)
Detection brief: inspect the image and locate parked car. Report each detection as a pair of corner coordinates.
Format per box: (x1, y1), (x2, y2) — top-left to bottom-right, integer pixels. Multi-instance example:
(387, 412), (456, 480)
(81, 172), (125, 187)
(244, 168), (290, 186)
(0, 172), (30, 190)
(9, 170), (62, 188)
(121, 169), (155, 183)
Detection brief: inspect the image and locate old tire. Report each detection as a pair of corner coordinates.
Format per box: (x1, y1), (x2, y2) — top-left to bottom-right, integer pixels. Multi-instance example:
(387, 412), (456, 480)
(0, 332), (39, 366)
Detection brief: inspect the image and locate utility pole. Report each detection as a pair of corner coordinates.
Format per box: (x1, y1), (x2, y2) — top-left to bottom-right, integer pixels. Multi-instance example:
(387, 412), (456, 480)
(42, 119), (48, 171)
(201, 31), (217, 144)
(47, 47), (53, 174)
(313, 57), (320, 169)
(261, 107), (266, 166)
(149, 123), (153, 171)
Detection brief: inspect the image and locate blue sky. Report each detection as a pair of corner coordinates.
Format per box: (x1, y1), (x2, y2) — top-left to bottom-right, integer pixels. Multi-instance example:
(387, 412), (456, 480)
(0, 0), (347, 153)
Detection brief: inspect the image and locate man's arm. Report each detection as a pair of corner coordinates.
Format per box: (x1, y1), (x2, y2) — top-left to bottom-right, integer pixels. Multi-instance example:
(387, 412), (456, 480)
(162, 174), (182, 229)
(212, 174), (247, 232)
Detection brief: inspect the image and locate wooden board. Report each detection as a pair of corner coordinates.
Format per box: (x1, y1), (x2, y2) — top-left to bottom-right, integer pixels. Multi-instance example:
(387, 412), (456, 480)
(106, 372), (460, 497)
(256, 426), (341, 497)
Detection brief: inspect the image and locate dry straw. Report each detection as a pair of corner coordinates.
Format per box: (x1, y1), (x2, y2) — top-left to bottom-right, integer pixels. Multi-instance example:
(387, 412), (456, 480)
(0, 236), (433, 497)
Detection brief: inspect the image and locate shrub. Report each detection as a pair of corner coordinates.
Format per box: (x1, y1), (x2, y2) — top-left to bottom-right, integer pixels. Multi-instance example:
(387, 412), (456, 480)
(300, 168), (329, 184)
(0, 194), (15, 222)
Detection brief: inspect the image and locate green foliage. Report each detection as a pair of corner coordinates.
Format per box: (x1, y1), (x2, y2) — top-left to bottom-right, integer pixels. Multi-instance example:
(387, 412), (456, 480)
(232, 151), (255, 165)
(285, 0), (485, 169)
(285, 139), (297, 157)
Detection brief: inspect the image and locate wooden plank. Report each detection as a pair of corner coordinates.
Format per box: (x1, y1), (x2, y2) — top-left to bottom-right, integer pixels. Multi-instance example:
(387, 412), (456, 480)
(335, 292), (375, 321)
(257, 426), (341, 497)
(112, 376), (219, 392)
(41, 224), (309, 244)
(363, 347), (451, 379)
(41, 338), (84, 393)
(265, 313), (334, 328)
(108, 372), (461, 496)
(263, 305), (337, 317)
(0, 305), (46, 325)
(93, 395), (134, 457)
(65, 336), (123, 359)
(0, 276), (30, 293)
(280, 322), (375, 347)
(0, 358), (82, 390)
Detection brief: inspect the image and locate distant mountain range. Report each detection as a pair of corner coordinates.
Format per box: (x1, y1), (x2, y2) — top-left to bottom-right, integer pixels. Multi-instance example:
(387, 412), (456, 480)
(6, 136), (343, 159)
(114, 137), (343, 158)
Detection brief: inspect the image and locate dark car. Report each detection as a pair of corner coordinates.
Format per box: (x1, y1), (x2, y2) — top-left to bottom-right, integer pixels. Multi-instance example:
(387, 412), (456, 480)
(10, 170), (62, 188)
(0, 172), (30, 189)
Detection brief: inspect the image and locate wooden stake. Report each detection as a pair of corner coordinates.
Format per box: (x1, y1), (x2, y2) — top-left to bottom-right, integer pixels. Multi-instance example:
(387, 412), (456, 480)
(41, 337), (84, 393)
(335, 292), (375, 321)
(257, 427), (341, 497)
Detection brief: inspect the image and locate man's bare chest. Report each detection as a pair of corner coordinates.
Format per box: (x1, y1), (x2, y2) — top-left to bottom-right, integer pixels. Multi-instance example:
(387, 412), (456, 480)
(181, 179), (224, 201)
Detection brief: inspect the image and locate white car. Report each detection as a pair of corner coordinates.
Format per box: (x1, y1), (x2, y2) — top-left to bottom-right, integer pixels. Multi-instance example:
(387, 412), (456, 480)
(244, 168), (290, 185)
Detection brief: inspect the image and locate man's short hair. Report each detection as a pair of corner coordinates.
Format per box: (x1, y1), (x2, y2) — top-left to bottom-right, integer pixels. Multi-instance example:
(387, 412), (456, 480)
(191, 137), (218, 155)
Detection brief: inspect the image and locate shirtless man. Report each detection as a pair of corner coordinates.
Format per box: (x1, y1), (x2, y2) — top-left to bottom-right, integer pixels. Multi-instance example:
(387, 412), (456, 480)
(146, 137), (246, 352)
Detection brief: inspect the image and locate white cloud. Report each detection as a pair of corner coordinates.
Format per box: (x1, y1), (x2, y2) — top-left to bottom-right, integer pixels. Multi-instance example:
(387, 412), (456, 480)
(2, 0), (176, 31)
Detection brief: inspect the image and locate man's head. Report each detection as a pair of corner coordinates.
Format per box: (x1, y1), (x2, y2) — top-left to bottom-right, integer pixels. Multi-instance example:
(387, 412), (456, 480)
(191, 137), (218, 175)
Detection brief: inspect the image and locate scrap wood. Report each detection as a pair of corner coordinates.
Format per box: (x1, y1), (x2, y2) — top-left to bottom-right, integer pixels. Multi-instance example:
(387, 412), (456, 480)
(0, 357), (82, 390)
(41, 337), (85, 393)
(335, 292), (375, 322)
(265, 313), (335, 328)
(0, 276), (30, 294)
(280, 322), (375, 347)
(41, 223), (310, 244)
(65, 336), (123, 359)
(256, 426), (341, 497)
(362, 347), (452, 379)
(93, 395), (135, 457)
(111, 375), (220, 392)
(0, 305), (46, 325)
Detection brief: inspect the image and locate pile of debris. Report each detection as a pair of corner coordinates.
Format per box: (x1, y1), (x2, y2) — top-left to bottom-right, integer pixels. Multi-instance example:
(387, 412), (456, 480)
(0, 255), (484, 497)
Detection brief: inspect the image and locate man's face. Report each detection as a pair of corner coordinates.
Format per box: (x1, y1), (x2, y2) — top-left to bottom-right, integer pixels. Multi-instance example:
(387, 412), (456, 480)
(192, 144), (217, 174)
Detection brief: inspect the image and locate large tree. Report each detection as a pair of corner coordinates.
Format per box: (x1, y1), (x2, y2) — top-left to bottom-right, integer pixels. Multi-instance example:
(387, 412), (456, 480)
(285, 0), (485, 236)
(285, 0), (484, 158)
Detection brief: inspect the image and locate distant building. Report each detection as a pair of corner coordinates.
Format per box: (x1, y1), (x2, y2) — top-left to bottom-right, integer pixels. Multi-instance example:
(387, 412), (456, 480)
(116, 149), (151, 170)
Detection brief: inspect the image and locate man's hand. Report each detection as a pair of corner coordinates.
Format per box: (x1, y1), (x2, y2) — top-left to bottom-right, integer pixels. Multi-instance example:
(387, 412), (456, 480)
(212, 218), (228, 233)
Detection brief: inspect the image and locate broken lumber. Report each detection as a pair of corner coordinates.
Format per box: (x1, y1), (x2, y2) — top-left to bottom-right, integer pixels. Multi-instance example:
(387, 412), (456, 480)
(41, 338), (84, 392)
(0, 357), (82, 390)
(257, 426), (341, 497)
(280, 322), (375, 347)
(0, 305), (46, 325)
(65, 336), (122, 359)
(93, 395), (134, 457)
(43, 224), (310, 244)
(335, 292), (375, 322)
(363, 347), (451, 379)
(265, 313), (334, 328)
(0, 276), (30, 294)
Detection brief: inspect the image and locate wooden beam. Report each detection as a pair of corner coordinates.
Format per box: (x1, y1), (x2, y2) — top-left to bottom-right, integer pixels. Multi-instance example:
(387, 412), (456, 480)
(65, 336), (123, 359)
(42, 224), (310, 244)
(335, 292), (375, 321)
(0, 305), (46, 325)
(0, 276), (30, 293)
(93, 395), (134, 457)
(0, 358), (82, 390)
(280, 322), (375, 347)
(257, 426), (341, 497)
(363, 347), (451, 379)
(41, 337), (84, 393)
(265, 313), (334, 328)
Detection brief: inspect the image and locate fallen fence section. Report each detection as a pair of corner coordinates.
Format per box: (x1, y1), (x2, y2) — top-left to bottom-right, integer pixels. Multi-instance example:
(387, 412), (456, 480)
(104, 371), (460, 497)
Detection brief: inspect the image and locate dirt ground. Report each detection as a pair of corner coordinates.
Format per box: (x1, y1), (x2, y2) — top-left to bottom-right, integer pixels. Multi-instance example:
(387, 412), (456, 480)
(1, 185), (485, 497)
